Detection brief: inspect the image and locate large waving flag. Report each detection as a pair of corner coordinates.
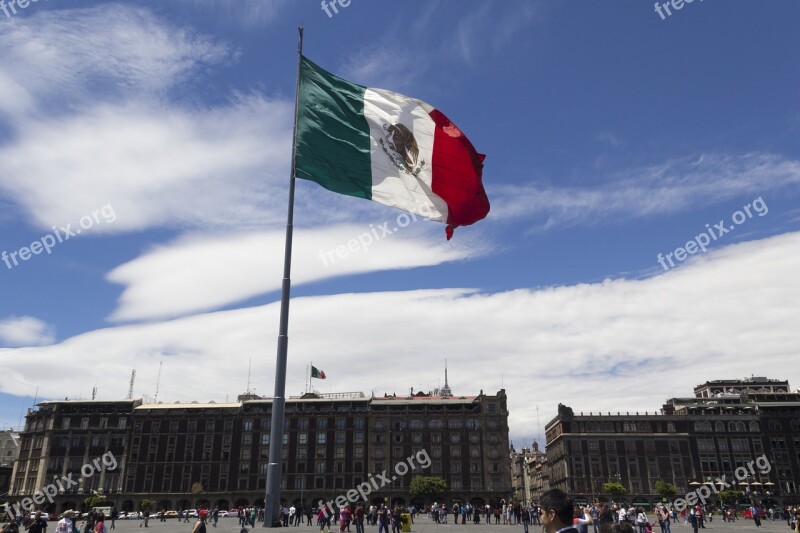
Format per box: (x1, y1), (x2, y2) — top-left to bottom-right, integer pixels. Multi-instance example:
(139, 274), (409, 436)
(295, 56), (490, 239)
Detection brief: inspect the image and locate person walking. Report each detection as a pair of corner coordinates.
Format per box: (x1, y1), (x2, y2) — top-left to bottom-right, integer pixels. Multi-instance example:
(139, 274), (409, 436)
(192, 511), (208, 533)
(636, 508), (648, 533)
(521, 505), (530, 533)
(93, 515), (107, 533)
(317, 505), (332, 533)
(377, 505), (390, 533)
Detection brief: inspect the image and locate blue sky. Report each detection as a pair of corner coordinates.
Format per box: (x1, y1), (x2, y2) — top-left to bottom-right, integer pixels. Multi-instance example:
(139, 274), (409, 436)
(0, 0), (799, 447)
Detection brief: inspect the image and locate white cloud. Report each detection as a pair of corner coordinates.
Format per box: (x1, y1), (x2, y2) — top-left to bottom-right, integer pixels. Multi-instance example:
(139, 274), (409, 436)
(492, 153), (800, 229)
(0, 97), (293, 233)
(1, 231), (797, 442)
(106, 224), (485, 322)
(0, 316), (55, 347)
(175, 0), (285, 29)
(0, 4), (232, 119)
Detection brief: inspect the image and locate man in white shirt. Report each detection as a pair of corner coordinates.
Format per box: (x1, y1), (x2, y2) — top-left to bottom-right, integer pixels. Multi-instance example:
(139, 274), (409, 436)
(56, 511), (74, 533)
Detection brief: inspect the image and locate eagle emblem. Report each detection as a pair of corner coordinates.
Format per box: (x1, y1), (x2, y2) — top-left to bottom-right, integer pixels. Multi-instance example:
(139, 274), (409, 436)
(379, 123), (426, 177)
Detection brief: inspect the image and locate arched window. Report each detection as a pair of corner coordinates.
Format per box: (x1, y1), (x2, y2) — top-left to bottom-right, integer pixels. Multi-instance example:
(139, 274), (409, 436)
(715, 421), (725, 432)
(749, 421), (760, 432)
(737, 421), (746, 432)
(694, 421), (704, 432)
(728, 421), (738, 432)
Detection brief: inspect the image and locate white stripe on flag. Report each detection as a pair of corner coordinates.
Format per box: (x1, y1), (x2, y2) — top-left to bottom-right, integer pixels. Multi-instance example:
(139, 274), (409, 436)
(363, 87), (448, 222)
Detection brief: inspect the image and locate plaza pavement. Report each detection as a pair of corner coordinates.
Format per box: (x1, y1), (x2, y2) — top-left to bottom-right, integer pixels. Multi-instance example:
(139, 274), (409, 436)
(94, 515), (793, 533)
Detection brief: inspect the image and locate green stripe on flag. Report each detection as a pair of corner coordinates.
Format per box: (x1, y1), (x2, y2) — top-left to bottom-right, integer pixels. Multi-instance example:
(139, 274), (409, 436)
(295, 56), (373, 199)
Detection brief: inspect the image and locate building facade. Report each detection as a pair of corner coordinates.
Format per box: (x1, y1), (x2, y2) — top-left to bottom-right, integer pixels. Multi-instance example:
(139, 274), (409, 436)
(8, 389), (511, 513)
(0, 429), (20, 468)
(510, 441), (545, 504)
(545, 377), (800, 508)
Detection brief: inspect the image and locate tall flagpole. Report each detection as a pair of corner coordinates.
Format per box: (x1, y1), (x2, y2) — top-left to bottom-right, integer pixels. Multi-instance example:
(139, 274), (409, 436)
(264, 25), (303, 527)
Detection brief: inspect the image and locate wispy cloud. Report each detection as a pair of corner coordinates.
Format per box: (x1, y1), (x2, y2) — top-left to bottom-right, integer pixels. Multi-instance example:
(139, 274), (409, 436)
(106, 224), (485, 322)
(0, 316), (54, 347)
(0, 4), (232, 120)
(492, 153), (800, 229)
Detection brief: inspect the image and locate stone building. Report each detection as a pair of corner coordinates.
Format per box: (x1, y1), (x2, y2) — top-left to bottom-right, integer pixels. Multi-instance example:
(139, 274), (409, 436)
(544, 377), (800, 507)
(8, 387), (511, 513)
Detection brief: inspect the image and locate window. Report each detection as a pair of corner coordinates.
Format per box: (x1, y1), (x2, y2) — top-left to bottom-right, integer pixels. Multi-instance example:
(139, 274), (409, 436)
(412, 434), (422, 444)
(410, 420), (423, 429)
(317, 419), (328, 430)
(118, 417), (127, 429)
(297, 446), (307, 459)
(336, 431), (346, 443)
(262, 433), (271, 445)
(242, 434), (252, 445)
(298, 433), (308, 445)
(336, 418), (346, 429)
(243, 419), (253, 431)
(317, 433), (327, 444)
(315, 461), (326, 473)
(206, 421), (216, 432)
(432, 433), (442, 443)
(448, 419), (463, 429)
(487, 403), (497, 414)
(354, 418), (365, 429)
(354, 432), (364, 444)
(335, 447), (345, 459)
(81, 418), (89, 430)
(450, 434), (461, 443)
(451, 446), (461, 458)
(428, 420), (443, 429)
(187, 420), (197, 432)
(354, 446), (364, 458)
(62, 419), (71, 430)
(451, 461), (461, 473)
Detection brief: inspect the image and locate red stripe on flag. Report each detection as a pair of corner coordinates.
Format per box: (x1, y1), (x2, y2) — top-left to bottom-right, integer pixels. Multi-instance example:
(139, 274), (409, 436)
(428, 109), (490, 240)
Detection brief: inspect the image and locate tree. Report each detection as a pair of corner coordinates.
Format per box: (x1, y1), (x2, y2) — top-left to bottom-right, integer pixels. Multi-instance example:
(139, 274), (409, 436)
(718, 490), (743, 507)
(139, 499), (152, 512)
(84, 495), (111, 511)
(602, 482), (627, 502)
(654, 481), (677, 501)
(191, 482), (205, 509)
(409, 476), (448, 504)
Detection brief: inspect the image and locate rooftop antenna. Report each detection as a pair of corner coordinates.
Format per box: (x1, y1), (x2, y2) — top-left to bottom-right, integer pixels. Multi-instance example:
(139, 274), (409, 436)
(127, 369), (136, 400)
(32, 386), (39, 405)
(154, 361), (163, 403)
(91, 386), (97, 400)
(247, 358), (252, 394)
(441, 359), (452, 397)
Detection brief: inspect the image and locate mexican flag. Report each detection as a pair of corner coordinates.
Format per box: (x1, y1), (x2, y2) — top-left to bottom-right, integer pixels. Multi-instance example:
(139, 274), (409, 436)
(310, 365), (326, 379)
(295, 56), (490, 240)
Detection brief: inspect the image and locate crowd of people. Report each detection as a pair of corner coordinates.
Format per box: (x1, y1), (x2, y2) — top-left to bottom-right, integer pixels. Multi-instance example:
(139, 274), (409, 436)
(3, 496), (799, 533)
